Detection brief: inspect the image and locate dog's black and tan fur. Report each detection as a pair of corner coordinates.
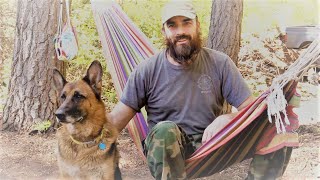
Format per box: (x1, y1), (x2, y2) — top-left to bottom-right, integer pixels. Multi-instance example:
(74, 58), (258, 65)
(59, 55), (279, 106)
(53, 61), (121, 180)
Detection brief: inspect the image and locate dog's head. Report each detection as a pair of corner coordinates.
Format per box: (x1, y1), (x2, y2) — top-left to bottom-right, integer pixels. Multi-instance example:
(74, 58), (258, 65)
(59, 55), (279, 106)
(53, 60), (104, 124)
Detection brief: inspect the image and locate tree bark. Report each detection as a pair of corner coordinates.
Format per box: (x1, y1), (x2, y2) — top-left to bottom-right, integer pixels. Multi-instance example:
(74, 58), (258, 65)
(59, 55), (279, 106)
(1, 0), (64, 132)
(207, 0), (243, 114)
(207, 0), (243, 66)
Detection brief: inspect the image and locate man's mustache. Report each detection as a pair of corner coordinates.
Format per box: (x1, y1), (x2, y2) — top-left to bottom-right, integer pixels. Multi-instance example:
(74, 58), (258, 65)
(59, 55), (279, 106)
(174, 35), (191, 44)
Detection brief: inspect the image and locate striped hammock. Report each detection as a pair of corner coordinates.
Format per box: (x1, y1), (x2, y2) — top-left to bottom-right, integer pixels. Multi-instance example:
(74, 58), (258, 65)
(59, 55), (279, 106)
(91, 1), (319, 178)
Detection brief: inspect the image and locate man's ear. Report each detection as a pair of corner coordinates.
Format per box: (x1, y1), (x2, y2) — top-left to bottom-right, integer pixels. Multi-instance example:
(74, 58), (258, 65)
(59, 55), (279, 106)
(162, 26), (166, 34)
(53, 69), (67, 93)
(196, 19), (200, 30)
(83, 60), (103, 97)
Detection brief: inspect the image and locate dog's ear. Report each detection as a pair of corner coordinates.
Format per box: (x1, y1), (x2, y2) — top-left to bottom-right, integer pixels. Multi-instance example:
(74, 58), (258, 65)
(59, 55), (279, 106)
(53, 69), (67, 93)
(83, 60), (103, 98)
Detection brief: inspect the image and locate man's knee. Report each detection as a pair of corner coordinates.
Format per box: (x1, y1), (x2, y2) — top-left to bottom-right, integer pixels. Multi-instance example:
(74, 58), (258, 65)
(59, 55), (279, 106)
(145, 121), (183, 148)
(151, 121), (180, 137)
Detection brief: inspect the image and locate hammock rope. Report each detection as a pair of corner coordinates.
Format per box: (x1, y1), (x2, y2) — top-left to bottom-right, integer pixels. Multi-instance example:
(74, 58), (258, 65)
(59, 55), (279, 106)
(267, 38), (320, 133)
(90, 0), (315, 177)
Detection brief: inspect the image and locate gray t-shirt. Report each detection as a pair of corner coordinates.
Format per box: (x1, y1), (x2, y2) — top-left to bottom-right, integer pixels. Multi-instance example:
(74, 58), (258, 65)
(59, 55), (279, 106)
(120, 48), (251, 135)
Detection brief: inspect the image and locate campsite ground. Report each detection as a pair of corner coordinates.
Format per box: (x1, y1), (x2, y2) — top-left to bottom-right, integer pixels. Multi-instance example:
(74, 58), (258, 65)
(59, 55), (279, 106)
(0, 94), (319, 180)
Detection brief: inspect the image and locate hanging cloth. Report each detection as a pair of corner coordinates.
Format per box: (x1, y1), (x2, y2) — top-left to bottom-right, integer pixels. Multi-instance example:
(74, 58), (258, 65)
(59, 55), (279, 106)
(54, 0), (78, 61)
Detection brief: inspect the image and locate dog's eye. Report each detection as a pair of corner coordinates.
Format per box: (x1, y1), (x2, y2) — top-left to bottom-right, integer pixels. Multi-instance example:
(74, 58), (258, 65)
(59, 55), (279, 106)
(74, 91), (85, 99)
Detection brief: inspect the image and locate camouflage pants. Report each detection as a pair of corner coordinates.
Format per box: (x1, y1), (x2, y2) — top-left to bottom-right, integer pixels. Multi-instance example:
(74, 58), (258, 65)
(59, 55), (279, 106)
(144, 121), (292, 180)
(246, 147), (292, 180)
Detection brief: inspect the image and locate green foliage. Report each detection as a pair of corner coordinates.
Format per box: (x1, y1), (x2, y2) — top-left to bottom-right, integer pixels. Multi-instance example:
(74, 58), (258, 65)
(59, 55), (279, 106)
(121, 0), (167, 48)
(242, 0), (319, 34)
(69, 1), (105, 68)
(67, 1), (117, 106)
(105, 89), (118, 104)
(0, 0), (15, 112)
(0, 0), (16, 61)
(32, 120), (52, 132)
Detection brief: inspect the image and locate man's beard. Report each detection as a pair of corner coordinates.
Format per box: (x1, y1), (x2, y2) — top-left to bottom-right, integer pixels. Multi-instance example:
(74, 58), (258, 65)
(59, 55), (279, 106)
(165, 32), (202, 65)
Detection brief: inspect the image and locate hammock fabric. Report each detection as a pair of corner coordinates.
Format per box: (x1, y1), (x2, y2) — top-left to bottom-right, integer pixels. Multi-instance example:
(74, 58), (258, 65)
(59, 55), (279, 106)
(91, 1), (301, 178)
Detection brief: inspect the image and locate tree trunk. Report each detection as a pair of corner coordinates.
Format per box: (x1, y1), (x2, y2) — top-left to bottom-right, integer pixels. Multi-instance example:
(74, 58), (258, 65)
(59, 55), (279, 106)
(1, 0), (65, 132)
(207, 0), (243, 114)
(207, 0), (243, 66)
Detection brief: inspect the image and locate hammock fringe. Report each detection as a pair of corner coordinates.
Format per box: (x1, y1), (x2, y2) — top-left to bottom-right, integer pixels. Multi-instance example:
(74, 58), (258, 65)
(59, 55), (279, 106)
(267, 37), (320, 133)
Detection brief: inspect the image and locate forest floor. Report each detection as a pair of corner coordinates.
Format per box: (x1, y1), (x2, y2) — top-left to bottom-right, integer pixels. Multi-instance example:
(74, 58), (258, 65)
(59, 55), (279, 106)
(0, 95), (319, 180)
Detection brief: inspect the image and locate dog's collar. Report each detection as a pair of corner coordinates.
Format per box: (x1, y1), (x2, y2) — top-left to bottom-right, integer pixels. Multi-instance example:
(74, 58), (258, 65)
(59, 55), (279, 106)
(69, 128), (110, 150)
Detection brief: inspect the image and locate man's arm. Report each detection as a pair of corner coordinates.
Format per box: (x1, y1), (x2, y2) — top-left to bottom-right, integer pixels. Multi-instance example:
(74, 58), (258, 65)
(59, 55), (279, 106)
(107, 101), (137, 133)
(201, 96), (255, 143)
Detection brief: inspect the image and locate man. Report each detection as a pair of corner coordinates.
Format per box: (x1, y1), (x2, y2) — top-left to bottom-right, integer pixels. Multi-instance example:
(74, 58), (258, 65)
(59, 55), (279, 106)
(108, 1), (292, 179)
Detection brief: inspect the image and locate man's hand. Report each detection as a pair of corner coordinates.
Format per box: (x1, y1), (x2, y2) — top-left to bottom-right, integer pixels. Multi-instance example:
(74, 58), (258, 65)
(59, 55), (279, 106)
(201, 113), (235, 144)
(201, 96), (255, 144)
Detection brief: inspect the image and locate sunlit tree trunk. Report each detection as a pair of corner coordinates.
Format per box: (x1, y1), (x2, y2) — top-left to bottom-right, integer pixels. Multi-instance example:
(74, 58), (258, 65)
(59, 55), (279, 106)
(207, 0), (243, 66)
(1, 0), (65, 132)
(207, 0), (243, 113)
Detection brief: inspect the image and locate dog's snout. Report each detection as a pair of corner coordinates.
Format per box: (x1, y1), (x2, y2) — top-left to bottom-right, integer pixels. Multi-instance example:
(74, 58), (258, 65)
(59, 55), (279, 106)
(55, 112), (66, 122)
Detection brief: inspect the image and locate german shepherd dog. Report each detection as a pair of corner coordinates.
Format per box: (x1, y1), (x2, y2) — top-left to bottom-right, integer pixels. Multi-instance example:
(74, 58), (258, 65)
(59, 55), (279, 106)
(53, 61), (122, 180)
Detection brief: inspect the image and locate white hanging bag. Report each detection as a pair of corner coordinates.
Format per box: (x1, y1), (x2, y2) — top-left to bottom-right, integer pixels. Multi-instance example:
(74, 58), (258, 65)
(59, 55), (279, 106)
(54, 0), (78, 61)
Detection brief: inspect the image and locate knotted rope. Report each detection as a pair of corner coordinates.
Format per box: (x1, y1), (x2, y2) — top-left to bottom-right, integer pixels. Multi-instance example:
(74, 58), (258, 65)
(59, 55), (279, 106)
(267, 37), (320, 133)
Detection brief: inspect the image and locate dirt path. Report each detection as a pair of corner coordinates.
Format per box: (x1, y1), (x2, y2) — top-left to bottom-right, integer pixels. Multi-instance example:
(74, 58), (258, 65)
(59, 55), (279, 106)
(0, 98), (319, 180)
(0, 123), (319, 180)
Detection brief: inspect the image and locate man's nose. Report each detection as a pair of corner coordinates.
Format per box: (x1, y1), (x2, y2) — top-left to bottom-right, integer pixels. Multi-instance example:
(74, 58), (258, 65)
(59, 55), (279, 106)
(176, 26), (185, 36)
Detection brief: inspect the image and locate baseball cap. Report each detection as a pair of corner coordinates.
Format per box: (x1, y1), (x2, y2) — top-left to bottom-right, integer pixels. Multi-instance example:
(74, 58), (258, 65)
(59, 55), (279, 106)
(161, 1), (197, 24)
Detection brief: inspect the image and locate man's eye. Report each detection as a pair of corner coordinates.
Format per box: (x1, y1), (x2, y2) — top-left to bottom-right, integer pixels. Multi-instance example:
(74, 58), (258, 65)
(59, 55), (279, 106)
(167, 24), (174, 28)
(184, 21), (192, 25)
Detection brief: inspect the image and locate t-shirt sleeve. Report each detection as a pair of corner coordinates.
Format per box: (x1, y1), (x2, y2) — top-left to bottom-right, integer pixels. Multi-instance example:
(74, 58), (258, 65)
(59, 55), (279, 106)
(221, 57), (251, 108)
(120, 64), (148, 112)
